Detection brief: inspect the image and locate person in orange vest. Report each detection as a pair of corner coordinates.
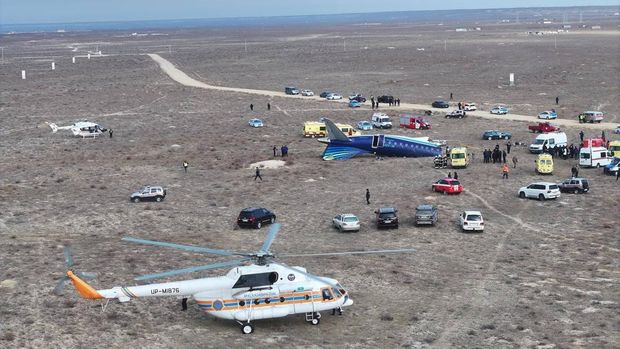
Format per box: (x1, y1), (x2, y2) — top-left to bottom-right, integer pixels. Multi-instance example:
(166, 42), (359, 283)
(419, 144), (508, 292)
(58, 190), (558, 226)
(502, 163), (509, 179)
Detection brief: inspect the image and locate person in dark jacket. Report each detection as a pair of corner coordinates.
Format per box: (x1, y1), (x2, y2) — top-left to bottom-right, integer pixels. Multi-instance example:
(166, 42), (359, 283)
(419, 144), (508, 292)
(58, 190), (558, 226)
(365, 189), (370, 205)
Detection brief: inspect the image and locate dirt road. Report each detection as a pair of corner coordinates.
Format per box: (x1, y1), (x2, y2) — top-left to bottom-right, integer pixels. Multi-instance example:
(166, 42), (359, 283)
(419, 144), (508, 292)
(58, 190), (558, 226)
(148, 53), (613, 130)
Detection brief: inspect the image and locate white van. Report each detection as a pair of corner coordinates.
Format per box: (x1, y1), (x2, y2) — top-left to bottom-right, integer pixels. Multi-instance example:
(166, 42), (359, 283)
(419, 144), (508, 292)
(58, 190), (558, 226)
(529, 132), (567, 154)
(580, 111), (604, 123)
(371, 112), (393, 129)
(579, 146), (613, 168)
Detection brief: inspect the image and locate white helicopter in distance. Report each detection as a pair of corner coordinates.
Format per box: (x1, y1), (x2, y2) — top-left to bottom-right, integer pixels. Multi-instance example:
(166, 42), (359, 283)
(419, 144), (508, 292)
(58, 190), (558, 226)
(48, 121), (108, 138)
(65, 224), (416, 334)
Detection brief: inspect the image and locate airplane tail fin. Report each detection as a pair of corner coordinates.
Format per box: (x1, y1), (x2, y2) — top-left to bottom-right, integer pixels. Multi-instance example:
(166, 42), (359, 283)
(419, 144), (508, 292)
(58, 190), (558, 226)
(49, 123), (58, 133)
(323, 118), (351, 142)
(66, 271), (103, 300)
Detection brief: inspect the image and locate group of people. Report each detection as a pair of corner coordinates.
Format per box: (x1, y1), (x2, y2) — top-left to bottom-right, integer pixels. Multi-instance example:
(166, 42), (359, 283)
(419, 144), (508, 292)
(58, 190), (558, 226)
(542, 143), (579, 160)
(273, 145), (289, 157)
(483, 145), (508, 164)
(369, 96), (400, 109)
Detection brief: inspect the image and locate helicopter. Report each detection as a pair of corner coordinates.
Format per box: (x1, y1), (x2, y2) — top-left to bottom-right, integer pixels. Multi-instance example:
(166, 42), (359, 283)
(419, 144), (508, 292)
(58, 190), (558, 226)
(48, 121), (108, 138)
(65, 223), (416, 334)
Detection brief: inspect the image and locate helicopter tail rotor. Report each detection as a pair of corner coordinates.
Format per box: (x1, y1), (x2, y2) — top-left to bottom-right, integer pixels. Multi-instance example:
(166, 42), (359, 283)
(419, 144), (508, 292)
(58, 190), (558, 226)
(54, 246), (97, 296)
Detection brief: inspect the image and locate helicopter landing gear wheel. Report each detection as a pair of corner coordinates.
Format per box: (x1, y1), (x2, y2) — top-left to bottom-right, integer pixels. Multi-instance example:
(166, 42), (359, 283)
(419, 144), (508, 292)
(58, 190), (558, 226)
(311, 317), (320, 325)
(241, 323), (254, 334)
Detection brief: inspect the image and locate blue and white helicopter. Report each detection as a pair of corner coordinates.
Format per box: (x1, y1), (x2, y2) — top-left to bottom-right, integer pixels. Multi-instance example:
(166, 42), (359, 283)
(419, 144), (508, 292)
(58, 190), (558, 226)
(319, 118), (442, 160)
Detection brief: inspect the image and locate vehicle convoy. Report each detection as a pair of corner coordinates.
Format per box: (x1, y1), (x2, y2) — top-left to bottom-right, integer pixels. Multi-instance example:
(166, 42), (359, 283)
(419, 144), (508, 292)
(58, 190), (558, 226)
(432, 178), (463, 195)
(448, 147), (469, 168)
(432, 100), (450, 108)
(375, 207), (398, 229)
(535, 153), (554, 174)
(237, 207), (276, 229)
(445, 110), (466, 119)
(529, 132), (567, 154)
(579, 146), (613, 168)
(579, 111), (604, 123)
(284, 86), (300, 95)
(303, 121), (358, 138)
(459, 211), (484, 232)
(399, 115), (430, 129)
(518, 182), (561, 200)
(528, 122), (560, 133)
(130, 186), (167, 203)
(482, 130), (511, 140)
(609, 141), (620, 157)
(371, 112), (393, 129)
(558, 177), (589, 194)
(415, 205), (438, 225)
(332, 214), (360, 232)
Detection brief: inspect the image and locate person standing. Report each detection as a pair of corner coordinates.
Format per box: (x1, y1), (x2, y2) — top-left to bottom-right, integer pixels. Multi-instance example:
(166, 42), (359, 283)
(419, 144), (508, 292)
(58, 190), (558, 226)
(601, 130), (606, 143)
(506, 141), (512, 154)
(183, 160), (189, 173)
(502, 163), (509, 179)
(450, 92), (453, 100)
(453, 171), (458, 180)
(512, 155), (518, 168)
(571, 166), (579, 178)
(254, 167), (262, 181)
(267, 102), (271, 111)
(273, 145), (277, 157)
(250, 103), (254, 111)
(502, 150), (507, 163)
(365, 189), (370, 205)
(616, 169), (619, 182)
(447, 172), (452, 178)
(579, 130), (584, 142)
(555, 96), (559, 105)
(109, 129), (113, 138)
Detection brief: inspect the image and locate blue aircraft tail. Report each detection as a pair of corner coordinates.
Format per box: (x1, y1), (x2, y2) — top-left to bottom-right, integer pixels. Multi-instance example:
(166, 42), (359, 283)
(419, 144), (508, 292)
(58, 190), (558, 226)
(322, 144), (370, 160)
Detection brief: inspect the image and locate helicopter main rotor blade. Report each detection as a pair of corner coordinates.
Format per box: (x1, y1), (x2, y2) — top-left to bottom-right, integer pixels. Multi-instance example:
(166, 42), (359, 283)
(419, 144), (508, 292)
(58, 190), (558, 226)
(63, 246), (74, 268)
(273, 261), (338, 287)
(53, 277), (69, 295)
(75, 271), (97, 280)
(134, 258), (251, 282)
(122, 236), (247, 257)
(279, 248), (416, 258)
(260, 223), (280, 253)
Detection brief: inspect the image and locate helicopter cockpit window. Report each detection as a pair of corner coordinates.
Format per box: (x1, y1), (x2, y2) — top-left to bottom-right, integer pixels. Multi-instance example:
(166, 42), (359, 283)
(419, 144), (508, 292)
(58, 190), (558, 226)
(331, 287), (342, 298)
(322, 288), (333, 301)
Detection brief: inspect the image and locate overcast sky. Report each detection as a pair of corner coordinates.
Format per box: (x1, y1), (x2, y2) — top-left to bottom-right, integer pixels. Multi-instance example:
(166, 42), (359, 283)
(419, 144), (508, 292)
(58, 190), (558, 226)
(1, 0), (618, 24)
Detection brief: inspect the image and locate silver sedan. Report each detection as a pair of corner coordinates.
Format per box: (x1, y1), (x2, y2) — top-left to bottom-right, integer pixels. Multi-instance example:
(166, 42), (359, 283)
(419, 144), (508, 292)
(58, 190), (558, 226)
(332, 214), (360, 232)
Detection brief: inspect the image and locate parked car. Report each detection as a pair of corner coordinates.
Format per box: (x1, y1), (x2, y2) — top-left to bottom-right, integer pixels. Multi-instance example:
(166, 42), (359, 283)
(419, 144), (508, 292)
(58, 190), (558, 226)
(284, 86), (300, 95)
(237, 207), (276, 229)
(130, 186), (166, 203)
(357, 120), (373, 130)
(431, 178), (463, 195)
(375, 207), (398, 229)
(378, 95), (394, 104)
(603, 157), (619, 175)
(615, 124), (620, 134)
(348, 94), (367, 102)
(332, 214), (360, 232)
(301, 89), (314, 96)
(490, 106), (509, 115)
(482, 130), (511, 140)
(528, 122), (560, 133)
(459, 211), (484, 232)
(319, 91), (333, 98)
(463, 103), (477, 111)
(326, 93), (342, 100)
(558, 177), (589, 194)
(446, 110), (467, 118)
(415, 205), (438, 226)
(371, 112), (393, 129)
(518, 182), (561, 200)
(248, 118), (264, 127)
(538, 110), (558, 119)
(349, 100), (362, 108)
(432, 100), (450, 108)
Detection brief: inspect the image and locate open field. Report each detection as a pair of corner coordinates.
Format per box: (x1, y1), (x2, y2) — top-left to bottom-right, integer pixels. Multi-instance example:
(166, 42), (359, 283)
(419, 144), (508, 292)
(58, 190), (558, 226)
(0, 13), (619, 349)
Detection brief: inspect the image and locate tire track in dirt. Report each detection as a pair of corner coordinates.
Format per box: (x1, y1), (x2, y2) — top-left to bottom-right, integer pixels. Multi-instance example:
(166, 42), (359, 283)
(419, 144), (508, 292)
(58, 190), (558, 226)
(147, 53), (614, 130)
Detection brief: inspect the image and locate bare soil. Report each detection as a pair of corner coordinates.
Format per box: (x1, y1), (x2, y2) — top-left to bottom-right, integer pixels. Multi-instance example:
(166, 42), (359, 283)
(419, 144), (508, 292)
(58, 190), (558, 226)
(0, 15), (619, 349)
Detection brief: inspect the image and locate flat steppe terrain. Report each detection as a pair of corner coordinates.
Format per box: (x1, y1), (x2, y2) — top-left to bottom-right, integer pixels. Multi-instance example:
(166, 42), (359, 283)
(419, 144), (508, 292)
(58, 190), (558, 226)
(0, 17), (619, 349)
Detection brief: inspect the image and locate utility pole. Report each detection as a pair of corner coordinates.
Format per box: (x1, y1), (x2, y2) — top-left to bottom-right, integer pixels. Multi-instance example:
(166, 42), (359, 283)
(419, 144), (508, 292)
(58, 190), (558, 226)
(1, 47), (3, 63)
(343, 38), (346, 52)
(244, 40), (247, 53)
(554, 35), (557, 49)
(444, 40), (447, 51)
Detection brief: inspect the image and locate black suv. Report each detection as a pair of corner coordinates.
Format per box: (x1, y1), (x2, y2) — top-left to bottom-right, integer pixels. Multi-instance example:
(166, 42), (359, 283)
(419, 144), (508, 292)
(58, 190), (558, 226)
(377, 95), (394, 104)
(237, 207), (276, 229)
(432, 100), (450, 108)
(375, 207), (398, 229)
